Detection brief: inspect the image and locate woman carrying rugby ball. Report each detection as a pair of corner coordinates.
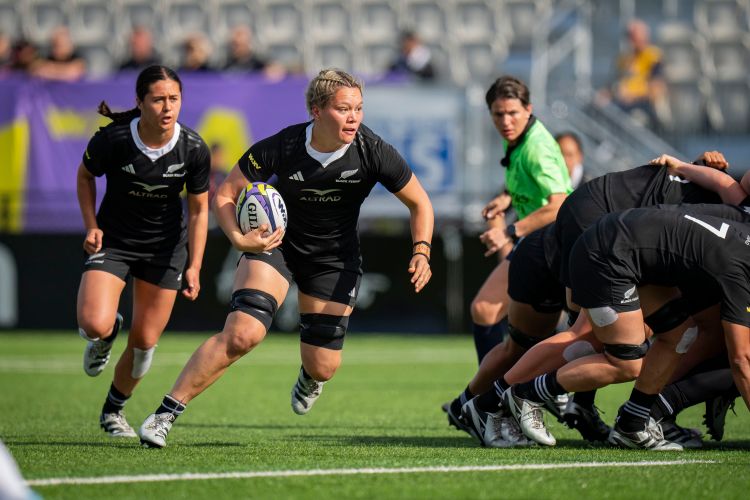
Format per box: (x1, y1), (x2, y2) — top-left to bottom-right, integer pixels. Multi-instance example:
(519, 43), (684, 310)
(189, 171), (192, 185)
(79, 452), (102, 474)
(139, 68), (434, 448)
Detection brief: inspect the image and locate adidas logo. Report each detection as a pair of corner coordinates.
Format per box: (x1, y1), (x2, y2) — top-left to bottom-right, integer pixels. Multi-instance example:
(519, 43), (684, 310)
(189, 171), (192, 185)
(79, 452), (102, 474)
(289, 171), (304, 181)
(122, 164), (135, 175)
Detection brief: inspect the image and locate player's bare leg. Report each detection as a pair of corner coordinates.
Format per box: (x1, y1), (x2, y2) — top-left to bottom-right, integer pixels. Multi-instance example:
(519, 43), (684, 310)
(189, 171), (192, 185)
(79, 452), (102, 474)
(139, 260), (288, 447)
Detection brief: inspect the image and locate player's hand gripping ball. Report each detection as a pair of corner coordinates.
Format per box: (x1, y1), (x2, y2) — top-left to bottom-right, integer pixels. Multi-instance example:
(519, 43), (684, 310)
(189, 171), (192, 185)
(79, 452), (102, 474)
(236, 183), (288, 235)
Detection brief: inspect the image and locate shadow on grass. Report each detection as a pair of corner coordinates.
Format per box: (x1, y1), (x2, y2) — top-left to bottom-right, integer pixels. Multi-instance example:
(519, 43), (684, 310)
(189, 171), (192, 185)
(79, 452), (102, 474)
(180, 422), (430, 431)
(4, 439), (245, 449)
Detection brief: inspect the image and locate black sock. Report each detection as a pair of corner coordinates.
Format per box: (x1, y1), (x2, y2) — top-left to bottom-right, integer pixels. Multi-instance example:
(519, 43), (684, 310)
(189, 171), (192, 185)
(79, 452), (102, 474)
(450, 386), (474, 415)
(472, 319), (508, 364)
(655, 366), (738, 421)
(618, 388), (657, 432)
(515, 370), (566, 403)
(572, 390), (596, 407)
(475, 389), (502, 413)
(155, 394), (186, 420)
(301, 366), (313, 380)
(101, 383), (130, 414)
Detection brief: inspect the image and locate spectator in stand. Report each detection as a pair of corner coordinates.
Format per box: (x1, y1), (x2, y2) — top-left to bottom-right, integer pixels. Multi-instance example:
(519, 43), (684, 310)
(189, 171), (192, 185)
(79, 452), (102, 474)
(388, 30), (435, 81)
(119, 26), (160, 71)
(223, 25), (286, 79)
(598, 19), (667, 128)
(0, 33), (11, 71)
(180, 33), (213, 73)
(30, 26), (86, 81)
(555, 132), (589, 189)
(8, 39), (39, 74)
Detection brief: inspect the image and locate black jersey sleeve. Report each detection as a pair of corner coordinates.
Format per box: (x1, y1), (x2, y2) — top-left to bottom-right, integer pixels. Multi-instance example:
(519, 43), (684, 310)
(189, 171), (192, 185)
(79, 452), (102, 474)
(237, 134), (280, 182)
(719, 271), (750, 327)
(186, 138), (211, 194)
(82, 128), (111, 177)
(373, 140), (413, 193)
(741, 195), (750, 207)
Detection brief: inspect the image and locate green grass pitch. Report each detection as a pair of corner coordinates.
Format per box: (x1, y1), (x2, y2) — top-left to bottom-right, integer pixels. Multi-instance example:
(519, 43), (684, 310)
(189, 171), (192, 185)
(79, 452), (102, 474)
(1, 331), (749, 499)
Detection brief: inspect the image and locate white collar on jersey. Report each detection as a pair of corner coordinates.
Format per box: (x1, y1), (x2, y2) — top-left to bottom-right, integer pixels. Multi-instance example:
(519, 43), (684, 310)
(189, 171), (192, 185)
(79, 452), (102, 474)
(130, 117), (182, 162)
(305, 122), (351, 168)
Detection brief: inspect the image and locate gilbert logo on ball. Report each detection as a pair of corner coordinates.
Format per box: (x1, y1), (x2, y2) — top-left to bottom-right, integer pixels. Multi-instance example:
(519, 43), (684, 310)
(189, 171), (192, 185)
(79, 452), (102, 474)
(236, 183), (288, 235)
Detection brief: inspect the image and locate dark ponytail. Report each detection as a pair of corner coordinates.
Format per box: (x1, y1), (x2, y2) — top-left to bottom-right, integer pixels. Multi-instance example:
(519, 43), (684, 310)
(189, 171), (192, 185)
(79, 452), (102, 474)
(97, 65), (183, 124)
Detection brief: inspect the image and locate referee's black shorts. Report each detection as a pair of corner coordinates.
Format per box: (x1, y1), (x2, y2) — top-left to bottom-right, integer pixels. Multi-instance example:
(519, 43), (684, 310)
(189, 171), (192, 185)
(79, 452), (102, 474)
(508, 228), (565, 313)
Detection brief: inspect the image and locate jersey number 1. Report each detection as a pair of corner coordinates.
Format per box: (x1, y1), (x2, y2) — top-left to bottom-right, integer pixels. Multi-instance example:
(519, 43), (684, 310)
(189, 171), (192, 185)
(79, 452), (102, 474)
(683, 214), (729, 239)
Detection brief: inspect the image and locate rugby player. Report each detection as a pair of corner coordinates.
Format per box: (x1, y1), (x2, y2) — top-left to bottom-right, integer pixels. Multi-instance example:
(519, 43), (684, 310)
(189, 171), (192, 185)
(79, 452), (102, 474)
(76, 65), (210, 437)
(456, 153), (738, 446)
(138, 68), (434, 448)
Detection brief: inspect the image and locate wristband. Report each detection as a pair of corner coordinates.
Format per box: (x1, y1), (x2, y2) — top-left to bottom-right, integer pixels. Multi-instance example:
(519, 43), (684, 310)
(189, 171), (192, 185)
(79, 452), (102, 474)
(412, 240), (432, 249)
(412, 251), (430, 263)
(506, 223), (519, 243)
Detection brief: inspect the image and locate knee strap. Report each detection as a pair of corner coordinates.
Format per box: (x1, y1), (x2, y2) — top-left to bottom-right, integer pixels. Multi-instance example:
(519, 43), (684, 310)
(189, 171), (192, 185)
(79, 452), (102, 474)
(604, 341), (650, 360)
(300, 313), (349, 351)
(645, 297), (689, 334)
(230, 289), (278, 330)
(508, 323), (544, 350)
(132, 346), (156, 379)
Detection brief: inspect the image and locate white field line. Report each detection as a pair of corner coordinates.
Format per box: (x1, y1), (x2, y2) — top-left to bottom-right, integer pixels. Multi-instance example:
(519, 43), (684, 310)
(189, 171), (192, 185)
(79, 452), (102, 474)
(28, 460), (715, 487)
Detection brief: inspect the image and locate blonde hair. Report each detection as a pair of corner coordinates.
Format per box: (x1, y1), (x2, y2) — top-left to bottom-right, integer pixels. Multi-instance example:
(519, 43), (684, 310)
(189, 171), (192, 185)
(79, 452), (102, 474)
(305, 68), (363, 115)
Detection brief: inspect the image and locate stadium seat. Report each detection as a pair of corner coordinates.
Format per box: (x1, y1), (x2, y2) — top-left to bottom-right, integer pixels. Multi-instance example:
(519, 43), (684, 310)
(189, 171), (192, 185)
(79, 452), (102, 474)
(163, 0), (212, 42)
(357, 0), (399, 44)
(212, 0), (257, 43)
(403, 0), (448, 44)
(506, 0), (545, 50)
(255, 0), (305, 45)
(68, 0), (114, 45)
(665, 80), (710, 134)
(307, 1), (351, 43)
(707, 38), (750, 82)
(23, 0), (68, 45)
(660, 39), (707, 83)
(454, 41), (506, 85)
(356, 42), (395, 77)
(453, 0), (502, 43)
(694, 0), (749, 42)
(309, 42), (353, 73)
(0, 0), (23, 39)
(709, 80), (750, 131)
(265, 41), (303, 71)
(77, 42), (116, 78)
(117, 0), (163, 34)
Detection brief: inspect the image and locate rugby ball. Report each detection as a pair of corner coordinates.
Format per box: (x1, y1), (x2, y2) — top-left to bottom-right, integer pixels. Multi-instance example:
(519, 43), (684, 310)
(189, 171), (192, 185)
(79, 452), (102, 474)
(236, 183), (288, 235)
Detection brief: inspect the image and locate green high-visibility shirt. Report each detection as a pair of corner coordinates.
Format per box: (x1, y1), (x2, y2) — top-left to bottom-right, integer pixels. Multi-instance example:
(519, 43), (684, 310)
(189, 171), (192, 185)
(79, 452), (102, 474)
(504, 119), (572, 219)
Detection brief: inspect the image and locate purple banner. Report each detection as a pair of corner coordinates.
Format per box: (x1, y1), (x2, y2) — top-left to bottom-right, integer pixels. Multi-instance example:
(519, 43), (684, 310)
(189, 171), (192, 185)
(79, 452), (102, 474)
(0, 74), (310, 232)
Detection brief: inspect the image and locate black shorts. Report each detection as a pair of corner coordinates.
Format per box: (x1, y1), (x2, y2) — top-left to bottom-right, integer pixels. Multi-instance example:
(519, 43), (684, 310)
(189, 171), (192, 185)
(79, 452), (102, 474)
(242, 247), (362, 307)
(508, 229), (565, 313)
(568, 237), (641, 313)
(83, 245), (187, 290)
(556, 189), (607, 289)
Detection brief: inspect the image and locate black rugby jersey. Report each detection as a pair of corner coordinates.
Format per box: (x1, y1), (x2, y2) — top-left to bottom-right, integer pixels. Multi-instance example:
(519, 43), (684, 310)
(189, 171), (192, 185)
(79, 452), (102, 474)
(237, 122), (413, 261)
(582, 204), (750, 326)
(582, 164), (722, 213)
(83, 120), (210, 253)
